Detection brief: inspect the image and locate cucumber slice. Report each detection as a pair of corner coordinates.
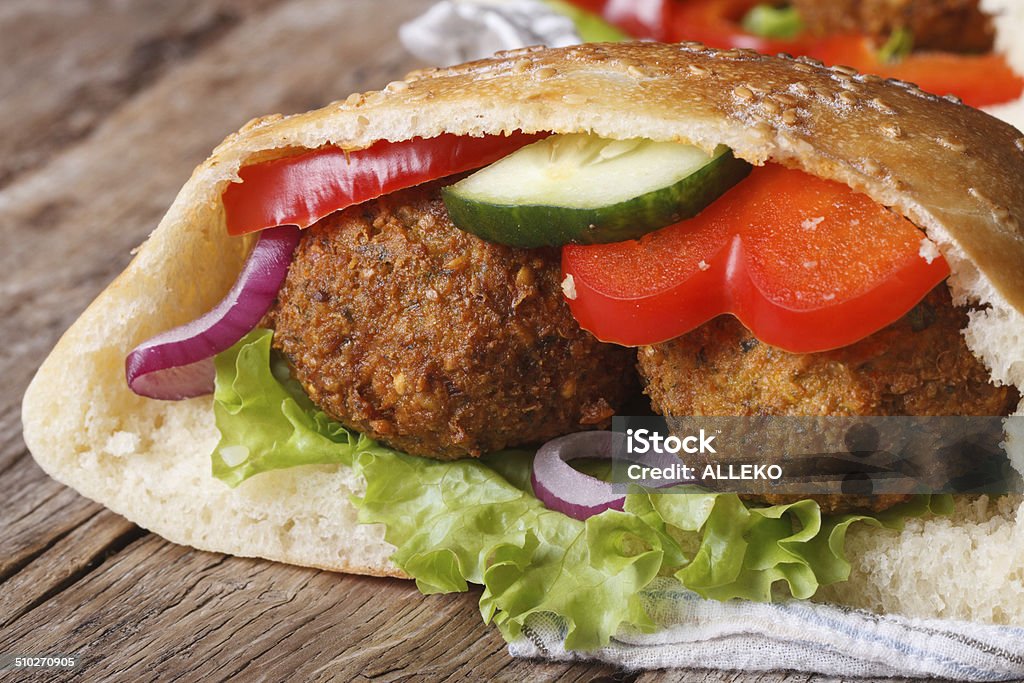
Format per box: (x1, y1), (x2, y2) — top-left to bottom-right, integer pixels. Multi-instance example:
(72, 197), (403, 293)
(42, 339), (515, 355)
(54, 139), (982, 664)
(442, 133), (752, 248)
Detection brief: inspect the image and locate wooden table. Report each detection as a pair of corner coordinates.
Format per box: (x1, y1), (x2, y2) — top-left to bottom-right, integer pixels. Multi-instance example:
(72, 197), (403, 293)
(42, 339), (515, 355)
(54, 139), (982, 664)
(0, 2), (913, 681)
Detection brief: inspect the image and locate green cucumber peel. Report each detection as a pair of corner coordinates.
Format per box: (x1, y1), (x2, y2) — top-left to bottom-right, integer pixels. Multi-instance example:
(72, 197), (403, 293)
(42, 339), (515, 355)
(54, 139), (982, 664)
(443, 135), (752, 248)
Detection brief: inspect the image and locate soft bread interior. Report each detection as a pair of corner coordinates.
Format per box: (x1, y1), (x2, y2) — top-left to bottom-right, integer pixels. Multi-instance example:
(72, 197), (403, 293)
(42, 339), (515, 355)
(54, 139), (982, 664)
(22, 43), (1024, 619)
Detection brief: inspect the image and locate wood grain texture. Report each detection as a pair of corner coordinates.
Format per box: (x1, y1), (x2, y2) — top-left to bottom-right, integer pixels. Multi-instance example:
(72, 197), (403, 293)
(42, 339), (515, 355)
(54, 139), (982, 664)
(0, 2), (913, 681)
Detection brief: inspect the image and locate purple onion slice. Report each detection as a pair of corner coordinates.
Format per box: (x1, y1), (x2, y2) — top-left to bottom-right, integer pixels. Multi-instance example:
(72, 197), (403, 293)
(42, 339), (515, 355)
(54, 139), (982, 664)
(125, 225), (301, 400)
(530, 431), (627, 521)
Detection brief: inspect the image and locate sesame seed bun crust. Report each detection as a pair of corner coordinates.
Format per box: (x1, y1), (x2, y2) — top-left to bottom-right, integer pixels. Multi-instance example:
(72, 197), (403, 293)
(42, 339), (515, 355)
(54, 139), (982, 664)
(21, 43), (1024, 620)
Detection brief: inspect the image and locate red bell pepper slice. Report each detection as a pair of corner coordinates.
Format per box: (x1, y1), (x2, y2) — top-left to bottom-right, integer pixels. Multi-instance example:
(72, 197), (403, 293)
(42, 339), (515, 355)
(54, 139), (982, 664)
(562, 165), (950, 352)
(224, 132), (544, 236)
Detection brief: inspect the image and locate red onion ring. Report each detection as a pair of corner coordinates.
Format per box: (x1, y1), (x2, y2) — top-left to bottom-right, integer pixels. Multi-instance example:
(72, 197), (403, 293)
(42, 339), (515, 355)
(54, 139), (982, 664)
(125, 225), (301, 400)
(530, 431), (627, 521)
(531, 430), (694, 520)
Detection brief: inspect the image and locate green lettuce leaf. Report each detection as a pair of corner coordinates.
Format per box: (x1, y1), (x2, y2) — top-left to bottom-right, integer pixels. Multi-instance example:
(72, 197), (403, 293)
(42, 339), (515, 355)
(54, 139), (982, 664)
(355, 448), (662, 649)
(211, 328), (388, 486)
(210, 329), (951, 651)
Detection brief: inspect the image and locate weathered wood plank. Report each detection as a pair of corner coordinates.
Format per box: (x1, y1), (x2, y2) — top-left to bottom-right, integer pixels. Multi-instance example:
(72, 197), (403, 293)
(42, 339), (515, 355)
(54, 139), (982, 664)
(0, 0), (281, 189)
(0, 481), (101, 584)
(0, 536), (620, 682)
(0, 510), (139, 629)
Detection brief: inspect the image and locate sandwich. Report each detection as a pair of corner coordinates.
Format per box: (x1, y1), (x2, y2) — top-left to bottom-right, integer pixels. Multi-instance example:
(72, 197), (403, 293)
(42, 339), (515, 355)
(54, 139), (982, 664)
(21, 42), (1024, 653)
(536, 0), (1024, 124)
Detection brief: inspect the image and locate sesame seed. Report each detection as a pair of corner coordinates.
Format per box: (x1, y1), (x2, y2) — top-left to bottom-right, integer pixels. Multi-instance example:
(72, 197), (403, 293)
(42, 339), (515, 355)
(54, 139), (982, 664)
(782, 109), (799, 125)
(761, 99), (781, 115)
(496, 45), (544, 59)
(869, 98), (896, 115)
(733, 85), (754, 100)
(862, 159), (883, 177)
(536, 67), (557, 79)
(936, 136), (967, 153)
(688, 64), (709, 77)
(627, 65), (647, 79)
(838, 91), (857, 105)
(881, 123), (902, 139)
(831, 64), (858, 76)
(1015, 137), (1024, 153)
(385, 80), (409, 92)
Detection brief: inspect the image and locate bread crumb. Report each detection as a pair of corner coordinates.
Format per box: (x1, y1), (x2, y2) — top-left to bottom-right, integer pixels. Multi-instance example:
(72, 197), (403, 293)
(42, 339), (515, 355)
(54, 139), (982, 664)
(919, 238), (941, 264)
(561, 273), (577, 300)
(105, 431), (140, 457)
(802, 216), (825, 231)
(698, 260), (710, 271)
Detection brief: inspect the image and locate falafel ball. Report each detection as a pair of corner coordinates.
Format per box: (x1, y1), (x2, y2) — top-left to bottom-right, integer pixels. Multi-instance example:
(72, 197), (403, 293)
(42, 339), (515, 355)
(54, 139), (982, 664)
(638, 285), (1019, 513)
(791, 0), (994, 54)
(270, 182), (637, 460)
(639, 286), (1016, 418)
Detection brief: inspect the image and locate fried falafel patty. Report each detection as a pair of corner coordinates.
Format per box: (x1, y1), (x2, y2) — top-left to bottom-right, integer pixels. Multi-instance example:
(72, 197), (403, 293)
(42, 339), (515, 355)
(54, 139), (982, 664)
(270, 182), (637, 460)
(638, 286), (1019, 513)
(791, 0), (994, 54)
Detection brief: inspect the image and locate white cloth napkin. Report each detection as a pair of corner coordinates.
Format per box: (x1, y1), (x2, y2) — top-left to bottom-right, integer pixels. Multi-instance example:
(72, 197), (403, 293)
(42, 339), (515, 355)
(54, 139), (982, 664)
(508, 579), (1024, 681)
(400, 0), (580, 67)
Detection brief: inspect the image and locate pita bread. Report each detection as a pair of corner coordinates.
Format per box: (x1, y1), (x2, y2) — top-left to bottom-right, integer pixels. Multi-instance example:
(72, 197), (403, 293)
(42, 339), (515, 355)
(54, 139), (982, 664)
(22, 43), (1024, 620)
